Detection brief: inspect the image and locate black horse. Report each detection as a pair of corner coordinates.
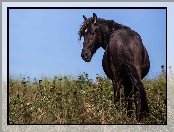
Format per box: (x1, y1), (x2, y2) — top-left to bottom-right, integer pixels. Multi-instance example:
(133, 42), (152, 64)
(78, 13), (150, 122)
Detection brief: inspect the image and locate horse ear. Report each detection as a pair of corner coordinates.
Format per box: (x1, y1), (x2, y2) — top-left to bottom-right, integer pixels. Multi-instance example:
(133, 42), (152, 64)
(83, 15), (87, 21)
(93, 13), (97, 24)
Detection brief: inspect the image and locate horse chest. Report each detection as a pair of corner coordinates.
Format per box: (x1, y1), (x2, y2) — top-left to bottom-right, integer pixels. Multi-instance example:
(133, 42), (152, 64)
(102, 48), (113, 80)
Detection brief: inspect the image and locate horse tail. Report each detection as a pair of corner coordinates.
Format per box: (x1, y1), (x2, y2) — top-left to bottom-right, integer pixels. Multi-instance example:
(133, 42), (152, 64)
(120, 42), (149, 120)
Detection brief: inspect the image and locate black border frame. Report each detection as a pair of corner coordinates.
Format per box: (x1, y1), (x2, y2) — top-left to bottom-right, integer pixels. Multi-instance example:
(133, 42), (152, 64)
(7, 7), (167, 125)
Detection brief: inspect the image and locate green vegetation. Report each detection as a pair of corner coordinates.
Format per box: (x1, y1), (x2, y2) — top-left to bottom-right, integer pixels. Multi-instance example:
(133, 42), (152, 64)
(9, 69), (166, 124)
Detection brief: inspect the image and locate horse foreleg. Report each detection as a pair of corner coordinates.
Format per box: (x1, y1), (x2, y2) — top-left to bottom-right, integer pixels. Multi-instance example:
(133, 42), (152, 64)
(112, 79), (125, 108)
(112, 80), (119, 107)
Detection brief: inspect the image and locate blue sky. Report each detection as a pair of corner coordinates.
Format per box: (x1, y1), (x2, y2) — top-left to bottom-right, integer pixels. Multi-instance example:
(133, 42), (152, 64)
(9, 9), (166, 81)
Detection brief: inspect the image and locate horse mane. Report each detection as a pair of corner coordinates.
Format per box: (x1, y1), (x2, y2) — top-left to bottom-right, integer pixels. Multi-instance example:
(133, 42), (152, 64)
(78, 17), (131, 41)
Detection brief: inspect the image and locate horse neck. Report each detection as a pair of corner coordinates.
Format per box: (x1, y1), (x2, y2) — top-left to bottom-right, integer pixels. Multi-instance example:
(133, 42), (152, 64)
(99, 20), (130, 50)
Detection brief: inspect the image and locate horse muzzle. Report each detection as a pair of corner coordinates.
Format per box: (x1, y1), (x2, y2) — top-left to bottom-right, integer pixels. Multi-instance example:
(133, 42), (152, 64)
(81, 51), (91, 62)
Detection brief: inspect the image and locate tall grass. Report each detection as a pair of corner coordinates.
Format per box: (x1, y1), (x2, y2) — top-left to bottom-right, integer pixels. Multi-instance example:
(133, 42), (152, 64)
(9, 68), (166, 124)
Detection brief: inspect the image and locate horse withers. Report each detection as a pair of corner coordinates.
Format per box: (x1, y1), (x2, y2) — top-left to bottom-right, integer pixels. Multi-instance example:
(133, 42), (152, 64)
(78, 13), (150, 122)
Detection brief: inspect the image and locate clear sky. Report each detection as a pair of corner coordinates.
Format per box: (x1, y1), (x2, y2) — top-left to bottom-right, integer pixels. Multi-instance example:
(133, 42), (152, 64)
(9, 9), (166, 81)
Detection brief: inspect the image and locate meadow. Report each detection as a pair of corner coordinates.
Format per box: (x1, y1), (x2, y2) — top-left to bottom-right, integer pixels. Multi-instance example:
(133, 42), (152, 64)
(9, 67), (167, 124)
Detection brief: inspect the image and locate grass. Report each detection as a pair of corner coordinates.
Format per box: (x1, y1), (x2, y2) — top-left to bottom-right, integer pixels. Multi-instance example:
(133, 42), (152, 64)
(9, 68), (166, 124)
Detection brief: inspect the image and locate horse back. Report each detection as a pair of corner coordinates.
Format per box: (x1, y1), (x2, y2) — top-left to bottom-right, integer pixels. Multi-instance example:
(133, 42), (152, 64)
(105, 28), (150, 79)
